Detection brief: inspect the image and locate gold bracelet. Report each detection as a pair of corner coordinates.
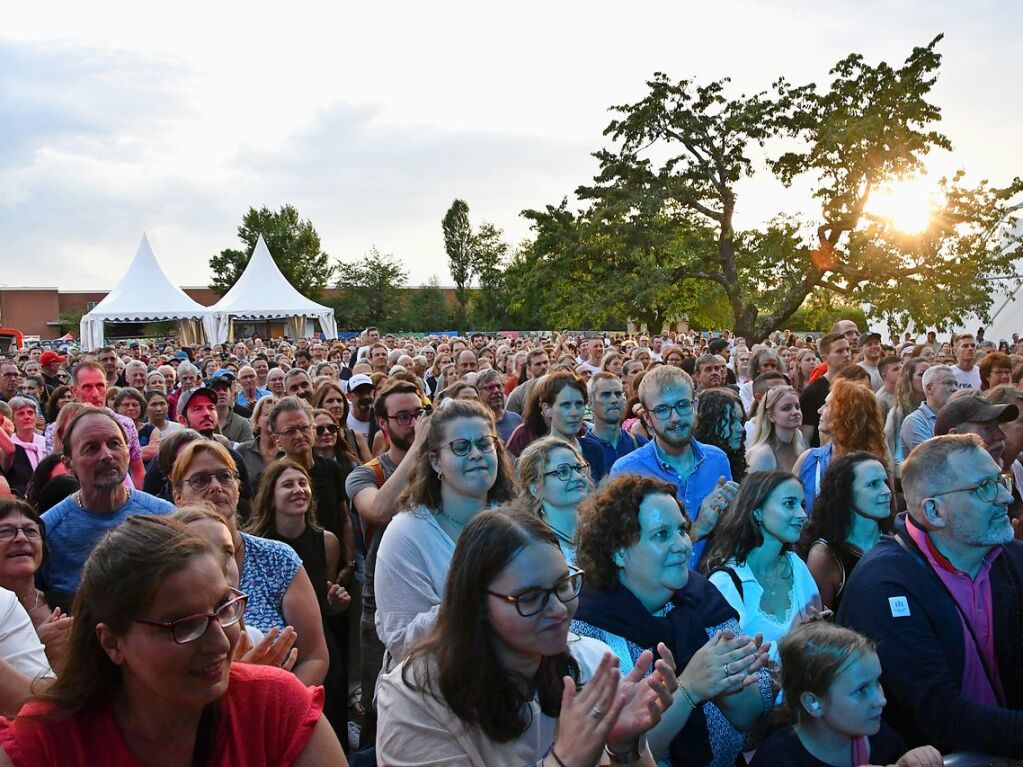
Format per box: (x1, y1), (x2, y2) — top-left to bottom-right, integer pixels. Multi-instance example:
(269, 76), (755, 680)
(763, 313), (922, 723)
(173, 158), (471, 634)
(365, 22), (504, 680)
(679, 684), (699, 711)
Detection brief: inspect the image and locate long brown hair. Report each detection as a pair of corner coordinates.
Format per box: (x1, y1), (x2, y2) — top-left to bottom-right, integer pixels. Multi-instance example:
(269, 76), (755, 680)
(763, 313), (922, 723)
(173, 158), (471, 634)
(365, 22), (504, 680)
(701, 471), (798, 573)
(36, 516), (214, 713)
(247, 458), (321, 539)
(403, 507), (580, 741)
(828, 379), (890, 465)
(397, 400), (515, 511)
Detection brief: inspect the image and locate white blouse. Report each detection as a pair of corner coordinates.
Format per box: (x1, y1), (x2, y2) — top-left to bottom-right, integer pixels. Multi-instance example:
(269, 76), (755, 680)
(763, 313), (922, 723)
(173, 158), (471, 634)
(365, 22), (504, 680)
(708, 552), (822, 663)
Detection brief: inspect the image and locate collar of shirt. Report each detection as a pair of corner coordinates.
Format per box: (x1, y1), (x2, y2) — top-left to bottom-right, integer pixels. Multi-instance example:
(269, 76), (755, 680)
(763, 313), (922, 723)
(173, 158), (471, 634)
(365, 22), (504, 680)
(905, 514), (1002, 578)
(652, 437), (704, 475)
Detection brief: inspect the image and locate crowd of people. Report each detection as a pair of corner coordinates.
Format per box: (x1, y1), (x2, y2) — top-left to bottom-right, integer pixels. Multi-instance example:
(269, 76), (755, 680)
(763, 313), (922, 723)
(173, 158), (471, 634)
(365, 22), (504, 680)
(0, 322), (1020, 766)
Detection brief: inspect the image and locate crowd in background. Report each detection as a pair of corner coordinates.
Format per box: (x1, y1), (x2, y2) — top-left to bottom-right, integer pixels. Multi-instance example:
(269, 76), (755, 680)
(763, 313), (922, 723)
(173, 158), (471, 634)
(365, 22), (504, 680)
(0, 321), (1020, 765)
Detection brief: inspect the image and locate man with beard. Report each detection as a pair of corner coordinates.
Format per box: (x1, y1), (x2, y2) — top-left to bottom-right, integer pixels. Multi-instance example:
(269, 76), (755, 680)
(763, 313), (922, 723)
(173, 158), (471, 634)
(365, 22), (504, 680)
(838, 434), (1023, 757)
(933, 394), (1017, 469)
(609, 365), (738, 563)
(586, 372), (645, 481)
(345, 374), (375, 439)
(206, 370), (254, 443)
(284, 368), (314, 402)
(476, 368), (520, 443)
(345, 380), (428, 749)
(39, 409), (173, 605)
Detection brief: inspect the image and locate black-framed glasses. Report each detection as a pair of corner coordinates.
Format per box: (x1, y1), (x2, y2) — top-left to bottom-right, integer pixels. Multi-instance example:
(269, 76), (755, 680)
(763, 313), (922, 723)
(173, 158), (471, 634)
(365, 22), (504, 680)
(443, 435), (498, 456)
(183, 470), (240, 491)
(383, 408), (426, 426)
(315, 424), (339, 435)
(488, 569), (585, 617)
(0, 525), (41, 543)
(648, 399), (694, 420)
(929, 475), (1012, 505)
(543, 462), (590, 482)
(135, 589), (248, 644)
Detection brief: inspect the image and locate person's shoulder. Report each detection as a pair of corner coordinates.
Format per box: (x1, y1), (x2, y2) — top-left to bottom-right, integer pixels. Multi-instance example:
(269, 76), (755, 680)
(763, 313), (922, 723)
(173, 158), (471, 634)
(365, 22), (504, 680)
(750, 726), (815, 766)
(227, 662), (311, 701)
(241, 532), (302, 565)
(693, 439), (728, 464)
(566, 633), (612, 680)
(127, 490), (175, 514)
(41, 497), (76, 526)
(609, 440), (656, 474)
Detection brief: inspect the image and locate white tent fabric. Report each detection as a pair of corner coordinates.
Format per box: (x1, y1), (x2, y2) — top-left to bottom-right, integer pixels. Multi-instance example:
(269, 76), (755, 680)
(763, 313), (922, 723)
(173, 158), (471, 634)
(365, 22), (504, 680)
(207, 235), (338, 343)
(80, 234), (216, 350)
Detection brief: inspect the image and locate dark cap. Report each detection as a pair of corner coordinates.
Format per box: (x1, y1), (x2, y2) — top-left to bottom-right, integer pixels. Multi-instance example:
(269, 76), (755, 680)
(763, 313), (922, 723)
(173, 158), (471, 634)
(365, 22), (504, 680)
(858, 331), (882, 347)
(178, 387), (219, 415)
(206, 369), (235, 388)
(934, 394), (1019, 436)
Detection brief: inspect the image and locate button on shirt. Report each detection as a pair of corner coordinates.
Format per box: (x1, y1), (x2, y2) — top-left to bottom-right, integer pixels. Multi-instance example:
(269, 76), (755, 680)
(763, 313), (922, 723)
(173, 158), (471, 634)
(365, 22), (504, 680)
(609, 438), (732, 564)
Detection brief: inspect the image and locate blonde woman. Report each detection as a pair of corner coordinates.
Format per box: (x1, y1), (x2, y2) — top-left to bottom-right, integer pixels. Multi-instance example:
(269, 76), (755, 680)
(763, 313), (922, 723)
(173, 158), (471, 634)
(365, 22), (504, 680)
(516, 436), (592, 564)
(746, 385), (805, 473)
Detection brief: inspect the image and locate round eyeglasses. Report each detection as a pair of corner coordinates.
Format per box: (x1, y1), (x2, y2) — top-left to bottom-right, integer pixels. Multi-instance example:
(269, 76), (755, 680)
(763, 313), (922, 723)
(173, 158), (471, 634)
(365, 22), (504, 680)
(443, 435), (498, 457)
(543, 462), (590, 482)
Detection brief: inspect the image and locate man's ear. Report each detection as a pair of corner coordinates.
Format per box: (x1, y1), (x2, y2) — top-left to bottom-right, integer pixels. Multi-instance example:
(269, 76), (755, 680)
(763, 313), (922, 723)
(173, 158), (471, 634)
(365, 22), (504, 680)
(922, 498), (946, 528)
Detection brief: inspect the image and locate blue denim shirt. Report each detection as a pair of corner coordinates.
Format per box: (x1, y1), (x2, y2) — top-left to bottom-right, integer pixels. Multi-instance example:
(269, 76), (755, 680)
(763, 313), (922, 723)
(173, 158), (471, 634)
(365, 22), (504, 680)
(609, 437), (732, 564)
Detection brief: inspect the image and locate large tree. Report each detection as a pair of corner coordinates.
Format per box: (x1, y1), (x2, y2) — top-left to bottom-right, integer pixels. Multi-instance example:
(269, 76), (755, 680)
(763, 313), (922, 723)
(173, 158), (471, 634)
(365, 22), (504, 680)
(442, 199), (474, 331)
(523, 36), (1023, 340)
(332, 247), (408, 330)
(209, 205), (335, 299)
(404, 276), (453, 332)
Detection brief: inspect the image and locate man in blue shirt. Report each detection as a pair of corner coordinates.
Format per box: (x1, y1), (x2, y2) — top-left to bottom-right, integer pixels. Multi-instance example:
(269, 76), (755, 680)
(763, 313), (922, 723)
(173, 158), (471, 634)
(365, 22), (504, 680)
(610, 366), (738, 562)
(586, 372), (646, 482)
(40, 408), (173, 606)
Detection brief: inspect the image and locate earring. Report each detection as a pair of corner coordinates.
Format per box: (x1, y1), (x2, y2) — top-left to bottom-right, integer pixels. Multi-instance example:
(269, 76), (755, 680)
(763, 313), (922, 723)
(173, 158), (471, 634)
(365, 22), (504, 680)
(437, 472), (445, 482)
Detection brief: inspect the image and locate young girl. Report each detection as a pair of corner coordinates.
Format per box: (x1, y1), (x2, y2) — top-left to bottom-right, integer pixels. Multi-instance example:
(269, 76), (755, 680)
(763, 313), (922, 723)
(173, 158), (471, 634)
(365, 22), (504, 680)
(751, 622), (941, 766)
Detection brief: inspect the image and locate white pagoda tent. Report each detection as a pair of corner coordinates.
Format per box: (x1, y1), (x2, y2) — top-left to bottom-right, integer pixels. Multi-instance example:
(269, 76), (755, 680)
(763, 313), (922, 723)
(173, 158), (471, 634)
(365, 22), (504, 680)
(80, 234), (215, 350)
(207, 235), (338, 343)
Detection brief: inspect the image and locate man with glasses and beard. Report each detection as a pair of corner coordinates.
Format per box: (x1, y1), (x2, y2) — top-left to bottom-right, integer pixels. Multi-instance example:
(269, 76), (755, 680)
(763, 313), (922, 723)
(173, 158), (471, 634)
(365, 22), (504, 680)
(345, 380), (429, 749)
(609, 365), (738, 564)
(838, 434), (1023, 757)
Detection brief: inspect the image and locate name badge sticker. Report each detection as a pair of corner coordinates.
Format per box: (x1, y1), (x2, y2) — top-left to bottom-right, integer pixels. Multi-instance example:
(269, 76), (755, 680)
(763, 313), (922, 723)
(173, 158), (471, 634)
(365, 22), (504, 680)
(889, 596), (911, 618)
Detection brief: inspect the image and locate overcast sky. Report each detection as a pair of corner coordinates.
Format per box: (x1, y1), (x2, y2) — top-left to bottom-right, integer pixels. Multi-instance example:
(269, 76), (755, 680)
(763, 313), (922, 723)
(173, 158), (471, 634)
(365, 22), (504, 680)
(1, 1), (1020, 290)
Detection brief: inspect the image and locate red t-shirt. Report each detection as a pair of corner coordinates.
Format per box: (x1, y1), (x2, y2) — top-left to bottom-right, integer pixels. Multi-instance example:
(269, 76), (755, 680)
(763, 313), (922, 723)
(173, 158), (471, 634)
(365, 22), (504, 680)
(0, 663), (324, 766)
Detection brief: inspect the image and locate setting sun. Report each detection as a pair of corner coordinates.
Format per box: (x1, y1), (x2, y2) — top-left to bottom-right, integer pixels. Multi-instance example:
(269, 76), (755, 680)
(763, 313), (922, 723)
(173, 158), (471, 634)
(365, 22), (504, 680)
(866, 176), (938, 233)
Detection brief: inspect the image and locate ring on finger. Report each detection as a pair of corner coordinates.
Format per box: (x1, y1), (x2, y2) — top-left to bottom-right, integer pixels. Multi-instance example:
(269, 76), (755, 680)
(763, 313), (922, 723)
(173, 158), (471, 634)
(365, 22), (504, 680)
(724, 662), (732, 676)
(590, 705), (604, 719)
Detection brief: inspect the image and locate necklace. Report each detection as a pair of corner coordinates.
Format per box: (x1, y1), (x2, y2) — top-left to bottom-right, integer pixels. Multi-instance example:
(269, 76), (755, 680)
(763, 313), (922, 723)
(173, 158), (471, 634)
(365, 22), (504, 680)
(438, 509), (466, 530)
(544, 519), (575, 545)
(749, 557), (792, 596)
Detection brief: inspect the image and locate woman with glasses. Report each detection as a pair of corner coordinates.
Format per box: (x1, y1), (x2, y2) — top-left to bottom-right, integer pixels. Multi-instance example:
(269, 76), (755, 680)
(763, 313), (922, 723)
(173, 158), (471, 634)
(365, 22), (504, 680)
(374, 400), (516, 666)
(517, 437), (592, 565)
(170, 440), (330, 687)
(0, 515), (347, 764)
(0, 498), (69, 675)
(377, 507), (676, 766)
(572, 475), (773, 767)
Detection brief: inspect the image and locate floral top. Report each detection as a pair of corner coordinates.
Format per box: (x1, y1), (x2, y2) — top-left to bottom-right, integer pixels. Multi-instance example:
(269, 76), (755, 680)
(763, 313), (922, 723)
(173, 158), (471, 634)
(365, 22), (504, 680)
(239, 532), (302, 634)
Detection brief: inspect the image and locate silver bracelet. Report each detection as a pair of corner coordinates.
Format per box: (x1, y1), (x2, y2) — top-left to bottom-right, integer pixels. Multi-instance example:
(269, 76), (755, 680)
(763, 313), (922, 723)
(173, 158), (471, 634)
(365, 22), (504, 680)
(603, 735), (648, 764)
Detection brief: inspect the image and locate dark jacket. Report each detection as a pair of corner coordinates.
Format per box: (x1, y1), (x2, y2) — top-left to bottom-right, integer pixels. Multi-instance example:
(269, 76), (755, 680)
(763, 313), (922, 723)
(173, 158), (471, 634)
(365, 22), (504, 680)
(837, 513), (1023, 756)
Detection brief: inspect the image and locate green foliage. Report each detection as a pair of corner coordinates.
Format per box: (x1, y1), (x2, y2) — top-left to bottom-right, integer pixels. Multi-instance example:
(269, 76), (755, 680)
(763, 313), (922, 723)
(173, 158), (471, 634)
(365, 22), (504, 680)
(404, 276), (453, 332)
(58, 308), (86, 335)
(210, 205), (335, 299)
(511, 35), (1023, 340)
(442, 199), (474, 330)
(332, 247), (409, 331)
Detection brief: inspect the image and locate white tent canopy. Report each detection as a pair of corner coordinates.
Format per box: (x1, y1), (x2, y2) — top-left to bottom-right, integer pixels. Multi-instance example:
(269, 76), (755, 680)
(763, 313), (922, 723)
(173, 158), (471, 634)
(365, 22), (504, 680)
(80, 234), (215, 350)
(207, 235), (338, 343)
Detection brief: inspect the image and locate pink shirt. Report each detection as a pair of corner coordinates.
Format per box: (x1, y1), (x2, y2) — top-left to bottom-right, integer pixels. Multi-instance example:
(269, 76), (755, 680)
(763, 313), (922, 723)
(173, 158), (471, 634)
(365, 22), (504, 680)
(905, 516), (1005, 705)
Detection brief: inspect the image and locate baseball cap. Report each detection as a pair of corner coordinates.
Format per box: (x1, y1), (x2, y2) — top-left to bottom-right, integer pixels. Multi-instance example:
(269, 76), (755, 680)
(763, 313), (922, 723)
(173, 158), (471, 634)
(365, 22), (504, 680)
(206, 369), (236, 388)
(39, 350), (65, 365)
(708, 338), (729, 355)
(858, 331), (882, 347)
(934, 394), (1019, 437)
(347, 373), (374, 391)
(178, 387), (219, 415)
(174, 351), (190, 361)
